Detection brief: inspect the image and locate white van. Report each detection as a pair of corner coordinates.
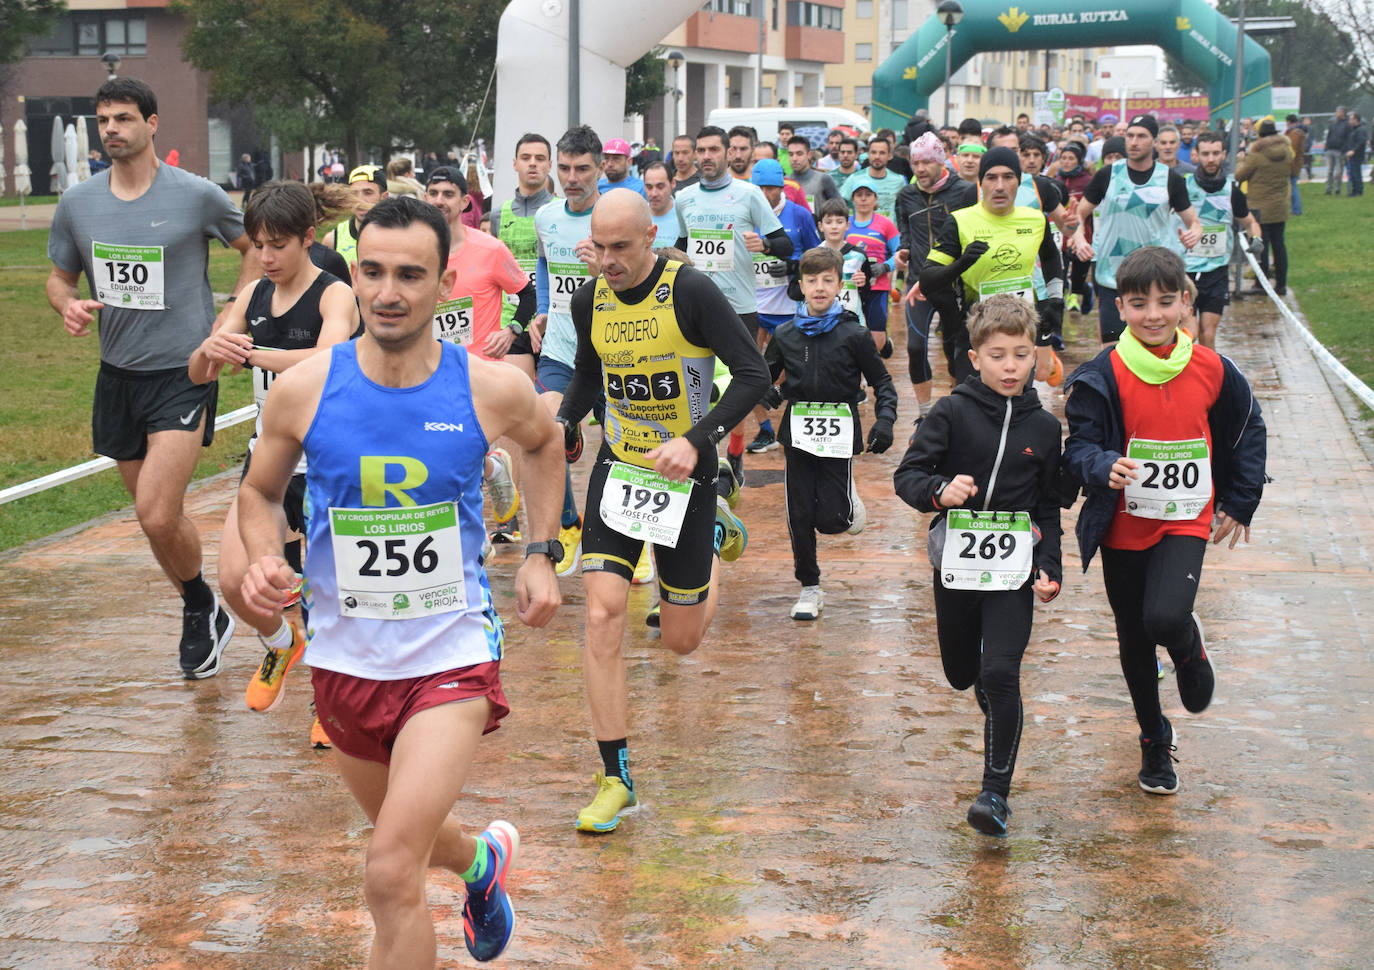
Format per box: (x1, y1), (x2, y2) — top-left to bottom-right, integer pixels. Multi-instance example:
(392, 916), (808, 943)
(705, 107), (871, 149)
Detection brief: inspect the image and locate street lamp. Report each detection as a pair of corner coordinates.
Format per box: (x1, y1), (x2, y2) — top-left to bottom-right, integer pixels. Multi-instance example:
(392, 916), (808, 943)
(100, 51), (121, 80)
(667, 49), (685, 139)
(937, 0), (963, 128)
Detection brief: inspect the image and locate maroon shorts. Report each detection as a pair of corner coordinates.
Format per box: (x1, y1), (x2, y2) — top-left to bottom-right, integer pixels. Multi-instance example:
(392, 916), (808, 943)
(311, 661), (508, 765)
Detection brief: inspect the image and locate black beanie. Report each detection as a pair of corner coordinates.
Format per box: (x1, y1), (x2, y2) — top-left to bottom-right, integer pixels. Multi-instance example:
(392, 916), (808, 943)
(1102, 136), (1127, 159)
(1127, 114), (1159, 138)
(979, 146), (1022, 181)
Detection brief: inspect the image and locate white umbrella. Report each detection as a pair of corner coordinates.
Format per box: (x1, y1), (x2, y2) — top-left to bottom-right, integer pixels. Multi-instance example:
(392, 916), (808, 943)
(76, 116), (90, 181)
(14, 119), (30, 195)
(50, 115), (66, 194)
(63, 122), (79, 189)
(14, 119), (30, 230)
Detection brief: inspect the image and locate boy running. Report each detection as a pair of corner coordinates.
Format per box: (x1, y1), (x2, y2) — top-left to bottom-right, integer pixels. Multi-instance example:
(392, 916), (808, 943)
(895, 294), (1062, 836)
(1062, 246), (1266, 796)
(764, 246), (897, 620)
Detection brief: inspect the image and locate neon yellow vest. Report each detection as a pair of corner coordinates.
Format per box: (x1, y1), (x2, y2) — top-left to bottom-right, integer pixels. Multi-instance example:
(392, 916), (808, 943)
(590, 261), (715, 468)
(949, 204), (1047, 307)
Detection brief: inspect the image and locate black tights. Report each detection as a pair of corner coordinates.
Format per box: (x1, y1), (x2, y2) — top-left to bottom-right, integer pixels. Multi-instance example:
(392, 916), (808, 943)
(932, 578), (1034, 798)
(1259, 222), (1288, 290)
(1100, 536), (1206, 737)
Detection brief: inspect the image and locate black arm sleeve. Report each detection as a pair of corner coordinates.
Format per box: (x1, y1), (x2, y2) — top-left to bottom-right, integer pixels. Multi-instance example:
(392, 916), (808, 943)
(1167, 170), (1193, 213)
(1034, 174), (1064, 211)
(1038, 216), (1064, 284)
(555, 282), (604, 426)
(919, 218), (969, 297)
(1231, 183), (1250, 220)
(1083, 165), (1113, 205)
(894, 397), (956, 513)
(512, 281), (536, 326)
(674, 269), (770, 453)
(764, 332), (786, 383)
(763, 226), (794, 261)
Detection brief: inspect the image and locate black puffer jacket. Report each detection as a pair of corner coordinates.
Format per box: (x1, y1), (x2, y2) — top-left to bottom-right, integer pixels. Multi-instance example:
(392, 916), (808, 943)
(765, 309), (898, 454)
(894, 175), (978, 262)
(895, 377), (1063, 584)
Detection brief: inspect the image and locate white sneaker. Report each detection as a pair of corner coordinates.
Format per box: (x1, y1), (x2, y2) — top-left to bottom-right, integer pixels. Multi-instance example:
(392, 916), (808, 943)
(790, 585), (824, 621)
(846, 495), (867, 535)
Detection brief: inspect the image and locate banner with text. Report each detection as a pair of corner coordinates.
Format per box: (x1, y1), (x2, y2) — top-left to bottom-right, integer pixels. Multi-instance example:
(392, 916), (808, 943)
(1057, 95), (1211, 124)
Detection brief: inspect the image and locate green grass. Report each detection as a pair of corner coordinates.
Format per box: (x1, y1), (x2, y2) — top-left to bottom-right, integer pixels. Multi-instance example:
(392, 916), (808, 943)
(0, 229), (252, 552)
(1285, 184), (1374, 385)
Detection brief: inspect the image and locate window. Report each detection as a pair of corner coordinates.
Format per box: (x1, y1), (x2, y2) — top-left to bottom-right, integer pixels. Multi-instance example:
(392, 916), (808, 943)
(786, 2), (842, 29)
(893, 0), (908, 27)
(29, 12), (146, 56)
(855, 42), (872, 62)
(853, 85), (872, 106)
(704, 0), (754, 15)
(856, 0), (873, 16)
(825, 86), (843, 106)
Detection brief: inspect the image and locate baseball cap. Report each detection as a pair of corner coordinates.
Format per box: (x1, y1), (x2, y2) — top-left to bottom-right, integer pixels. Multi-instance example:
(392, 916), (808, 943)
(349, 164), (386, 188)
(425, 166), (468, 193)
(750, 158), (784, 187)
(603, 138), (632, 156)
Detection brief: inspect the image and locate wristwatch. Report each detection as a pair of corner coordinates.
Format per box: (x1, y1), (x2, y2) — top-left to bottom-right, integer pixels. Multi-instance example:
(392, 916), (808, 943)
(508, 320), (526, 335)
(524, 539), (564, 564)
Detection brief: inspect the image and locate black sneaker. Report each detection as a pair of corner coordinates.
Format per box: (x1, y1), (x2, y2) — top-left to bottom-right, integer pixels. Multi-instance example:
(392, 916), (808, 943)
(966, 791), (1012, 836)
(745, 429), (778, 453)
(1138, 717), (1179, 795)
(180, 595), (234, 680)
(1176, 612), (1215, 713)
(727, 451), (745, 488)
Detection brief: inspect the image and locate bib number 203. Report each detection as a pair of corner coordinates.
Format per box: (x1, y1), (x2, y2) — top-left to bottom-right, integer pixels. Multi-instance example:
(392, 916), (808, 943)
(356, 536), (438, 577)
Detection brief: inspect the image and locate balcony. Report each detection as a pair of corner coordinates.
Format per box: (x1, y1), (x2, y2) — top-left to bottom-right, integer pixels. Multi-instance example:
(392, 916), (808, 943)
(685, 10), (761, 55)
(784, 25), (843, 62)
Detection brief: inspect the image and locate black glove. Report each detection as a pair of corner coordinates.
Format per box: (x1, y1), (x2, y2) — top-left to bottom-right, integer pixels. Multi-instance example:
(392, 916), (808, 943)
(555, 416), (583, 462)
(954, 239), (990, 271)
(879, 338), (894, 359)
(866, 418), (894, 454)
(1037, 298), (1064, 340)
(767, 259), (790, 279)
(762, 384), (783, 410)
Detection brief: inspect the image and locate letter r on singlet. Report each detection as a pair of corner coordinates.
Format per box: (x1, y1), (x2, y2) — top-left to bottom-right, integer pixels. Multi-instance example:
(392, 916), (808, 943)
(359, 456), (429, 507)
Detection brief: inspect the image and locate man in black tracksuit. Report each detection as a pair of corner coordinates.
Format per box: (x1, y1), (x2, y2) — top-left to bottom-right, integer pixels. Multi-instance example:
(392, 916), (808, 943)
(894, 293), (1062, 837)
(764, 246), (898, 622)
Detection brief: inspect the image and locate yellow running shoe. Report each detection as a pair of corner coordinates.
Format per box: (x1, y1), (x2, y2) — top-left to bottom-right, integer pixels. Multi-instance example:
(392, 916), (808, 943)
(631, 544), (655, 585)
(556, 515), (583, 576)
(310, 715), (331, 750)
(244, 621), (306, 713)
(575, 772), (638, 833)
(715, 497), (748, 562)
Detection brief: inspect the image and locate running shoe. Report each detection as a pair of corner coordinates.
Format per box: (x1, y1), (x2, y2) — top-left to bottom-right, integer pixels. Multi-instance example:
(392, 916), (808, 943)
(245, 621), (306, 713)
(280, 572), (305, 610)
(846, 495), (867, 535)
(715, 497), (748, 562)
(1138, 717), (1179, 795)
(1047, 349), (1064, 387)
(644, 603), (661, 628)
(727, 451), (745, 489)
(1065, 292), (1081, 313)
(745, 428), (778, 453)
(490, 519), (521, 545)
(564, 420), (584, 463)
(556, 516), (583, 576)
(1176, 612), (1215, 713)
(790, 585), (824, 621)
(1157, 656), (1166, 680)
(463, 820), (520, 962)
(1081, 287), (1094, 315)
(576, 773), (638, 833)
(310, 716), (331, 749)
(967, 791), (1013, 837)
(631, 545), (655, 585)
(717, 457), (741, 509)
(484, 448), (520, 525)
(180, 593), (234, 680)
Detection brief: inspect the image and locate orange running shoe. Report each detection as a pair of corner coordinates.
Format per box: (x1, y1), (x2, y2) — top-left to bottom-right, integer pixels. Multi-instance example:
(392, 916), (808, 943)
(244, 621), (305, 713)
(1047, 349), (1065, 387)
(310, 715), (331, 749)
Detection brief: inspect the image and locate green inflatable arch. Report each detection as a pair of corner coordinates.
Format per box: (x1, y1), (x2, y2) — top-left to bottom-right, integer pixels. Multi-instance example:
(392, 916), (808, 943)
(871, 0), (1272, 131)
